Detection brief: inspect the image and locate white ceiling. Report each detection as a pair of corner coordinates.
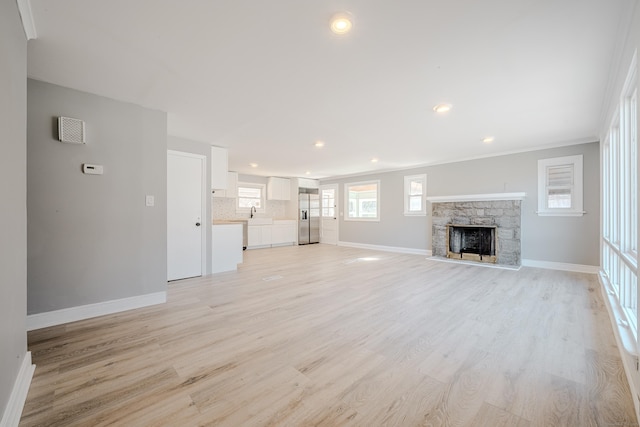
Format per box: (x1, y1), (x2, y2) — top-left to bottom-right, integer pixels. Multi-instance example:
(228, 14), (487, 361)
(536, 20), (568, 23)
(26, 0), (631, 179)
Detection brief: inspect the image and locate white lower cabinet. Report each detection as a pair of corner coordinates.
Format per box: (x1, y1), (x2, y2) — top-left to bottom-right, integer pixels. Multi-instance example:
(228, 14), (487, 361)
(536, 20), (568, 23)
(248, 225), (273, 248)
(271, 221), (297, 246)
(247, 221), (297, 249)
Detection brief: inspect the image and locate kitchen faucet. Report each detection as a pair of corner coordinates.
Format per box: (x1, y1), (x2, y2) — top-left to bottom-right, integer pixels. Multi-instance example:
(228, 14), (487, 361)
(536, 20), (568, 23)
(250, 206), (256, 218)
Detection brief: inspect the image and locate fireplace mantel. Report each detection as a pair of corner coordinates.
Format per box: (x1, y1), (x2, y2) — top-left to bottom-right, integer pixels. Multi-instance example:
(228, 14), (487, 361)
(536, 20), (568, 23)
(427, 192), (526, 203)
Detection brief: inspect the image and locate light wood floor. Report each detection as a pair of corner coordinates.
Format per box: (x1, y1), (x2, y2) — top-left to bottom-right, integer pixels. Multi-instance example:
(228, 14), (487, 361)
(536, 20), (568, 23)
(21, 245), (637, 426)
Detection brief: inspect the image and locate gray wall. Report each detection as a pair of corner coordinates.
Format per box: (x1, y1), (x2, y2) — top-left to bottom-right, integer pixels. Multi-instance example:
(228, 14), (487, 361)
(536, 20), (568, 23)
(0, 0), (28, 416)
(323, 142), (600, 266)
(27, 80), (168, 314)
(167, 136), (214, 275)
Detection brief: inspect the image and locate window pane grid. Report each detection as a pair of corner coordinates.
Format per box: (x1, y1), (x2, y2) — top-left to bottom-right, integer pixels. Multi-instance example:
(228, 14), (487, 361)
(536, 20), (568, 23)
(630, 89), (638, 255)
(601, 64), (638, 340)
(321, 189), (335, 218)
(404, 174), (427, 216)
(603, 143), (610, 239)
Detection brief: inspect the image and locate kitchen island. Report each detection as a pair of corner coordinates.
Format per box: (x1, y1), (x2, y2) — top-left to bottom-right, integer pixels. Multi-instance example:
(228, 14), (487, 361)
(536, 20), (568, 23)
(212, 221), (243, 273)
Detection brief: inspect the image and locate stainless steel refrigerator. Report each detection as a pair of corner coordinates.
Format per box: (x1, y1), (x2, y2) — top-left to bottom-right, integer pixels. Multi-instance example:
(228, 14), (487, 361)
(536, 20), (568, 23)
(299, 193), (320, 244)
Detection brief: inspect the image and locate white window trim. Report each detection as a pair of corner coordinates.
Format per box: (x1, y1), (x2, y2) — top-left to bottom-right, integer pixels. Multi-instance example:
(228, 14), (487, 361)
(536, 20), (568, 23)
(236, 182), (266, 213)
(344, 180), (380, 222)
(537, 155), (584, 217)
(404, 174), (427, 216)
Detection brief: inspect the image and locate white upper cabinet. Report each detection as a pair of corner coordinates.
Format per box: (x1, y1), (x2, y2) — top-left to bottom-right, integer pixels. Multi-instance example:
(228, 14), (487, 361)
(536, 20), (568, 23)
(267, 177), (291, 200)
(211, 146), (228, 190)
(297, 177), (319, 189)
(226, 171), (238, 198)
(212, 171), (238, 198)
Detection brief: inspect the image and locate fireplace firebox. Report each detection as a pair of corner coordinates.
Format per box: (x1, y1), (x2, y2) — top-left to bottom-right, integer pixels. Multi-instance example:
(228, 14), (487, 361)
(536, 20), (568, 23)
(446, 224), (497, 263)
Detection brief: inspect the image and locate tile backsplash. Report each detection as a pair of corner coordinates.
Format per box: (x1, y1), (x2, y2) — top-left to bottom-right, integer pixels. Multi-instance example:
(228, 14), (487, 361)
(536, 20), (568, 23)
(212, 197), (287, 220)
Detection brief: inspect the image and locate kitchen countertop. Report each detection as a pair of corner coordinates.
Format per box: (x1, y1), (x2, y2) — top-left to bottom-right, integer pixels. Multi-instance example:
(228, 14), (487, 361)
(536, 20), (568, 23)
(213, 218), (297, 224)
(212, 219), (247, 225)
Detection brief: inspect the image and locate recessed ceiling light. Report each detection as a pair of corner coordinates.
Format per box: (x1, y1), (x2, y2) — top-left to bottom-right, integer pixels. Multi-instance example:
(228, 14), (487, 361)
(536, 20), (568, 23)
(330, 12), (353, 35)
(371, 158), (379, 163)
(482, 136), (495, 143)
(314, 141), (325, 148)
(249, 163), (258, 168)
(305, 171), (311, 175)
(433, 104), (452, 113)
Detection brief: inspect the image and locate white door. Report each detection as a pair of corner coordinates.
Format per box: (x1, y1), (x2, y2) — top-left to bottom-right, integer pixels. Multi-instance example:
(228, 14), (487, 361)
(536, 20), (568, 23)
(167, 150), (206, 281)
(320, 184), (338, 245)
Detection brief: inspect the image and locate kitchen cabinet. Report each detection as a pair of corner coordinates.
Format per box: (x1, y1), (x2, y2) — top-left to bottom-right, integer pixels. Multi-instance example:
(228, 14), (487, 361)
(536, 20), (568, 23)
(212, 223), (243, 273)
(248, 225), (272, 248)
(212, 171), (238, 198)
(271, 220), (297, 246)
(267, 177), (291, 200)
(247, 220), (296, 248)
(211, 146), (228, 190)
(297, 177), (319, 189)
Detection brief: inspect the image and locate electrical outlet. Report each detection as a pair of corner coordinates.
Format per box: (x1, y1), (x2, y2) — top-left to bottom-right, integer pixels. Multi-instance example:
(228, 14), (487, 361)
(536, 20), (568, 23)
(145, 195), (155, 207)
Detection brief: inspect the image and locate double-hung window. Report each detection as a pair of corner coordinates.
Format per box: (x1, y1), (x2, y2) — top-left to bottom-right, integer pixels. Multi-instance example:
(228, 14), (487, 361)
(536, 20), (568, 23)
(537, 155), (583, 216)
(404, 174), (427, 216)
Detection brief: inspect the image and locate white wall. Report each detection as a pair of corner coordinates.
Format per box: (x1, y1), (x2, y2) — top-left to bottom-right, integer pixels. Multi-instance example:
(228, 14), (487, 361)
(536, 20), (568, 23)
(0, 0), (28, 417)
(323, 142), (600, 266)
(27, 80), (167, 314)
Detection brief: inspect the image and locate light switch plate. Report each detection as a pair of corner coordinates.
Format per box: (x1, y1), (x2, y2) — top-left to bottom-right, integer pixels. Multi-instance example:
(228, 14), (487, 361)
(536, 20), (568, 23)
(82, 164), (103, 175)
(145, 195), (155, 207)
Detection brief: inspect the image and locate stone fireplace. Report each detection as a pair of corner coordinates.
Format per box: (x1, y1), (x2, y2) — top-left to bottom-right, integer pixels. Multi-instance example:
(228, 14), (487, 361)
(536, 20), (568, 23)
(427, 193), (525, 266)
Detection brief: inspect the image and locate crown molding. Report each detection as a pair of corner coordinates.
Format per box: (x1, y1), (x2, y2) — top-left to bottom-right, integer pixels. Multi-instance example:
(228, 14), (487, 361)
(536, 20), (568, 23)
(17, 0), (37, 40)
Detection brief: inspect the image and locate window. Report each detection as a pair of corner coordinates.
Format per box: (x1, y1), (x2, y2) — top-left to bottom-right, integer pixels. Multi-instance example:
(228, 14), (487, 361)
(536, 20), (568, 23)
(345, 181), (380, 221)
(602, 51), (637, 339)
(236, 183), (265, 212)
(404, 174), (427, 216)
(537, 155), (583, 216)
(627, 88), (637, 257)
(321, 187), (336, 218)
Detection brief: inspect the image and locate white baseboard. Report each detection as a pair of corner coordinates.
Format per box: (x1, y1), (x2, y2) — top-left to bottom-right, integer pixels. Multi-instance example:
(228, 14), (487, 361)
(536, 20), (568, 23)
(521, 259), (599, 274)
(0, 351), (35, 427)
(338, 241), (431, 256)
(26, 291), (167, 331)
(427, 256), (521, 271)
(598, 271), (640, 423)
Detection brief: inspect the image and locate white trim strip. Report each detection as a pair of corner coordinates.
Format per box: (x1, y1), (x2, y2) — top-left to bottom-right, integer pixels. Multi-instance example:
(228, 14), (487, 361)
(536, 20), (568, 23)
(16, 0), (37, 40)
(521, 259), (599, 274)
(427, 256), (521, 271)
(0, 352), (35, 427)
(427, 192), (526, 203)
(338, 241), (431, 256)
(26, 292), (167, 331)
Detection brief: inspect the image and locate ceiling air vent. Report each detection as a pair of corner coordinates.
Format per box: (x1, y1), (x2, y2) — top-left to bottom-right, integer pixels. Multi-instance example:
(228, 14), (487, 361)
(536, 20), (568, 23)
(57, 116), (86, 144)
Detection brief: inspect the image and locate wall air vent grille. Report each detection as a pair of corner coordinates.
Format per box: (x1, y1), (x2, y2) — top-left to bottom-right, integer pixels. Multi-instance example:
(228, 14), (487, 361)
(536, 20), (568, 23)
(58, 116), (86, 144)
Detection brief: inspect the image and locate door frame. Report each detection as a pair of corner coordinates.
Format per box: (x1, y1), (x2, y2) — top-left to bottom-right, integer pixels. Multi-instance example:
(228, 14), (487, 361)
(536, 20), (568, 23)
(167, 150), (207, 278)
(320, 184), (339, 245)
